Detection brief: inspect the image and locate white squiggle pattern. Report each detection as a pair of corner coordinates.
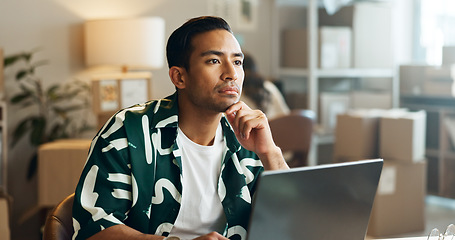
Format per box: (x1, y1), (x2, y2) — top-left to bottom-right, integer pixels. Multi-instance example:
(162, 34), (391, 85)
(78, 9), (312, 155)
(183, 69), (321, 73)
(107, 173), (131, 184)
(218, 164), (226, 202)
(102, 138), (128, 152)
(226, 225), (247, 240)
(231, 154), (243, 175)
(132, 173), (138, 207)
(80, 166), (107, 222)
(156, 115), (178, 128)
(152, 178), (182, 204)
(155, 222), (173, 235)
(72, 218), (80, 240)
(239, 186), (251, 204)
(153, 99), (161, 114)
(101, 105), (146, 139)
(142, 115), (153, 164)
(151, 129), (172, 155)
(239, 158), (262, 184)
(112, 189), (131, 200)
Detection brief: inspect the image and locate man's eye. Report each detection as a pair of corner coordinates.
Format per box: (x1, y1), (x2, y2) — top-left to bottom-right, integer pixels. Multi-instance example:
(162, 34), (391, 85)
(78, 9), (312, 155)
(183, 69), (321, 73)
(234, 60), (243, 66)
(208, 59), (220, 64)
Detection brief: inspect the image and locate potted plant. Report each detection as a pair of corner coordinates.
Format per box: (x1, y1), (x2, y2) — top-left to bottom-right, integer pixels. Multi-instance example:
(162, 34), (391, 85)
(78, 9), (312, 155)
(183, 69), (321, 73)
(4, 49), (93, 179)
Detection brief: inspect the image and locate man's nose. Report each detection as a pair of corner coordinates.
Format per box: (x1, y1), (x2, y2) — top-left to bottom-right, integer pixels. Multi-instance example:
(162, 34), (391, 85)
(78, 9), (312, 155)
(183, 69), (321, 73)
(221, 63), (238, 81)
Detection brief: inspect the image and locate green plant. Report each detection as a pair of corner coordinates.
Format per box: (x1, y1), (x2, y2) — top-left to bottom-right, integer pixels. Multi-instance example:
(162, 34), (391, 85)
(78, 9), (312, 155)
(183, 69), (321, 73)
(4, 49), (93, 178)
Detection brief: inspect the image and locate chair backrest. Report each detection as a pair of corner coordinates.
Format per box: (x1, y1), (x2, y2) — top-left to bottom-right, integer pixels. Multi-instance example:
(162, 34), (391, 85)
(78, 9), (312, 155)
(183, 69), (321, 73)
(269, 109), (315, 167)
(43, 193), (75, 240)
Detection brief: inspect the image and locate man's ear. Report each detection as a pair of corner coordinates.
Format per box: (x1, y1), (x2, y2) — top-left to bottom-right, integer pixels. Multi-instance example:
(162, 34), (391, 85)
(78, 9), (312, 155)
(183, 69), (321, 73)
(169, 66), (186, 89)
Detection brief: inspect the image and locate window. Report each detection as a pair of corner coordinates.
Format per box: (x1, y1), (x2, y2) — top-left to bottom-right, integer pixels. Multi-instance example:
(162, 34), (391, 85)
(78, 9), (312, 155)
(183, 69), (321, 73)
(419, 0), (455, 65)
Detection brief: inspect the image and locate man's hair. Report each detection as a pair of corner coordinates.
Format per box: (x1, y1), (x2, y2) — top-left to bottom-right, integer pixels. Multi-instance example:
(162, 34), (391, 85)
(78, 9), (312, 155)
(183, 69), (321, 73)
(166, 16), (233, 70)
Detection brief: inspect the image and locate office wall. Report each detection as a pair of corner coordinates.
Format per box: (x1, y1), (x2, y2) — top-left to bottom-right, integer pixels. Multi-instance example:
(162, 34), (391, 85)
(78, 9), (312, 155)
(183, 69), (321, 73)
(0, 0), (273, 239)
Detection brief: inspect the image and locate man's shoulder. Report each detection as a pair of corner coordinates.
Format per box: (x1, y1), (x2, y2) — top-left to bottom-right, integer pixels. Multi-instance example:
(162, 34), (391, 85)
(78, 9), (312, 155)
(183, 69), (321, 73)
(99, 93), (179, 137)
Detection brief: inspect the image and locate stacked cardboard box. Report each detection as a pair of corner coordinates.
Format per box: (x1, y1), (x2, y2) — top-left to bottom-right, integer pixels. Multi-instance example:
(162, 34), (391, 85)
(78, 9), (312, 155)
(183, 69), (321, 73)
(400, 65), (454, 97)
(319, 3), (393, 68)
(379, 110), (427, 162)
(319, 92), (351, 134)
(368, 160), (426, 237)
(334, 109), (382, 162)
(334, 109), (427, 237)
(281, 26), (352, 69)
(38, 139), (91, 208)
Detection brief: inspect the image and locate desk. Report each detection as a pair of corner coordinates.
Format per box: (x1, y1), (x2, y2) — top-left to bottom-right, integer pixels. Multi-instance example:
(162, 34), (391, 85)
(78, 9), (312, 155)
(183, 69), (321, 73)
(373, 237), (426, 240)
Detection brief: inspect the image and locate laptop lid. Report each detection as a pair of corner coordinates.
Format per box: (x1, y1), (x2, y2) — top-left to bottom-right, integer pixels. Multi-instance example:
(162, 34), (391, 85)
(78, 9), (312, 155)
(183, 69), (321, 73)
(246, 159), (383, 240)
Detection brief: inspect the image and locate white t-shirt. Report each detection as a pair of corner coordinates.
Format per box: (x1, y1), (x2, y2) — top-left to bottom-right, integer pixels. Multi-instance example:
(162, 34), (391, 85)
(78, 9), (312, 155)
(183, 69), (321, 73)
(169, 123), (227, 240)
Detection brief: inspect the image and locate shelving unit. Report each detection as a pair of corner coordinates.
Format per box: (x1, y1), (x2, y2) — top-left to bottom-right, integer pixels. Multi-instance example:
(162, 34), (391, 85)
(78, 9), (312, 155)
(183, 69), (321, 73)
(400, 95), (455, 198)
(271, 0), (398, 165)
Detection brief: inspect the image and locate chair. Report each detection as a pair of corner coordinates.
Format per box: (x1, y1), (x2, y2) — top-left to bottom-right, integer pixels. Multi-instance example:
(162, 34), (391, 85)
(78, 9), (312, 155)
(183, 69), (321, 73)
(269, 109), (315, 167)
(43, 193), (75, 240)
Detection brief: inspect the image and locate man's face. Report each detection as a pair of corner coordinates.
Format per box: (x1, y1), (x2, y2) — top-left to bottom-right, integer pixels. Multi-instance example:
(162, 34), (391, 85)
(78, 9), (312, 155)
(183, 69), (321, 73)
(181, 29), (244, 113)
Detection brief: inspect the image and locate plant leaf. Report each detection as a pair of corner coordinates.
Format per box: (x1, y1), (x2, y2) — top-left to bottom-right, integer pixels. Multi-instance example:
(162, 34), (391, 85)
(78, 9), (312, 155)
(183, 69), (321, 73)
(10, 92), (33, 104)
(27, 154), (38, 181)
(4, 52), (31, 66)
(30, 117), (46, 146)
(16, 69), (30, 80)
(11, 118), (33, 147)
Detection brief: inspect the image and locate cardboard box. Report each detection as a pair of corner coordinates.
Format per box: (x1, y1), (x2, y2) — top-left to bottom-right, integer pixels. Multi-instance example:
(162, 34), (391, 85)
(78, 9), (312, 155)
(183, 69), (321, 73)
(319, 3), (393, 68)
(0, 197), (10, 240)
(38, 139), (91, 207)
(423, 66), (454, 97)
(350, 91), (392, 109)
(379, 110), (427, 162)
(367, 160), (426, 237)
(319, 92), (350, 133)
(399, 65), (429, 95)
(281, 28), (308, 68)
(281, 27), (352, 69)
(319, 26), (352, 69)
(334, 110), (381, 161)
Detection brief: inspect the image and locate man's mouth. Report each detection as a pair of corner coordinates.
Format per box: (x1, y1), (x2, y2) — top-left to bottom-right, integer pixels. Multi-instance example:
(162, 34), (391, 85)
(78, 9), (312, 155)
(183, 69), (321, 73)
(218, 85), (240, 96)
(218, 87), (239, 95)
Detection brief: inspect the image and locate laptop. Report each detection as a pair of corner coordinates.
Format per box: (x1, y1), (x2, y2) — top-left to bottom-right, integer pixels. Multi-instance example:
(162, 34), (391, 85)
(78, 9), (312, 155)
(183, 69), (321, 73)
(246, 159), (383, 240)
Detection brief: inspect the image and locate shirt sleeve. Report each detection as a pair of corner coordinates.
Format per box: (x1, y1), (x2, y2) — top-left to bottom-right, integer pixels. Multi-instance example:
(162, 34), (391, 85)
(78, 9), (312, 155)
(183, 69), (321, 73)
(72, 135), (133, 239)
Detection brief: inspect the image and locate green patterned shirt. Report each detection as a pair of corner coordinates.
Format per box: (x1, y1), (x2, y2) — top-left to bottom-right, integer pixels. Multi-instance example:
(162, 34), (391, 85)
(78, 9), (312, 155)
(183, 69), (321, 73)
(72, 92), (264, 240)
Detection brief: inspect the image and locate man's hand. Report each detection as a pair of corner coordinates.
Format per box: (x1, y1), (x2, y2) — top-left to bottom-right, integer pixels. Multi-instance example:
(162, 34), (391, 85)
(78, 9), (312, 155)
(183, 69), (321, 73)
(192, 232), (228, 240)
(225, 101), (288, 170)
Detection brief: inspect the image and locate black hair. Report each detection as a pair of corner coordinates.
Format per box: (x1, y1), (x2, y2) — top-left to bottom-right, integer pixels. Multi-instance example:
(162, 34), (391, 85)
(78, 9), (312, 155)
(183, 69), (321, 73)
(166, 16), (233, 70)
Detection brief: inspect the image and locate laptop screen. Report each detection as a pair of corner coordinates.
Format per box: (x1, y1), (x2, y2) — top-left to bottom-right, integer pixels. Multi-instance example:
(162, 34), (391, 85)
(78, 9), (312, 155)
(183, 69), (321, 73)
(246, 159), (383, 240)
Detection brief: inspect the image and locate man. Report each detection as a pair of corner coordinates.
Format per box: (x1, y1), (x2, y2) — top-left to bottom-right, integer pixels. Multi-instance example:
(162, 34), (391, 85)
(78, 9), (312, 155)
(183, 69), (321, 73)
(72, 16), (288, 240)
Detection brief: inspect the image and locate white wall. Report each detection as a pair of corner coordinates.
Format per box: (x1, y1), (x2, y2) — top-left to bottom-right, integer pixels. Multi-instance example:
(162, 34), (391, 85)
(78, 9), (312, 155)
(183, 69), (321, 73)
(0, 1), (273, 239)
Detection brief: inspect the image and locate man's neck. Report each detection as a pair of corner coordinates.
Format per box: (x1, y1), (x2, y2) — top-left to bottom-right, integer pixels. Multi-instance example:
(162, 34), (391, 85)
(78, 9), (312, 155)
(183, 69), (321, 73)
(177, 97), (223, 146)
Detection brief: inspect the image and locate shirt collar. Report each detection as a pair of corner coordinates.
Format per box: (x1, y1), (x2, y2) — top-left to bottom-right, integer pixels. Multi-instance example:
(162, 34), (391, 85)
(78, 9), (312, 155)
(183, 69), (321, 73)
(154, 91), (241, 153)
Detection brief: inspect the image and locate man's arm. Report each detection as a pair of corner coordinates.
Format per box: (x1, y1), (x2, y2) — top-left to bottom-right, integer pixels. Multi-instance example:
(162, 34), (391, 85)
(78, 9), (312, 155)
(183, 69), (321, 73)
(88, 225), (228, 240)
(87, 225), (164, 240)
(225, 101), (289, 170)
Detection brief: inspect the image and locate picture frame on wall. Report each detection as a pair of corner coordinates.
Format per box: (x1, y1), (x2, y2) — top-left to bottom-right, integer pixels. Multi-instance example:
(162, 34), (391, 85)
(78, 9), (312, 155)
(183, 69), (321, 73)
(91, 72), (152, 129)
(207, 0), (258, 31)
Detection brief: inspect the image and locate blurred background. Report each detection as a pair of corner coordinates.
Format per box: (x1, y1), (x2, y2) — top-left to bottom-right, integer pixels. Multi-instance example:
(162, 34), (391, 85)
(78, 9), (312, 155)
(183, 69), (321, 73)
(1, 0), (455, 239)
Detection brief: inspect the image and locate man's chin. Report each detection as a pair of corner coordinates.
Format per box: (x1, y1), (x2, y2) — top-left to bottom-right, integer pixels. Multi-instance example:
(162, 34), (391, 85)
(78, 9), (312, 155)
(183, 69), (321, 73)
(212, 100), (238, 113)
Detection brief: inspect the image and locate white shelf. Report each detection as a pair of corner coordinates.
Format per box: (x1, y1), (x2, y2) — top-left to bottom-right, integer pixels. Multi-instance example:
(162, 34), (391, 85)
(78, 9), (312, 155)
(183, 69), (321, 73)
(279, 67), (395, 78)
(273, 0), (398, 165)
(276, 0), (324, 7)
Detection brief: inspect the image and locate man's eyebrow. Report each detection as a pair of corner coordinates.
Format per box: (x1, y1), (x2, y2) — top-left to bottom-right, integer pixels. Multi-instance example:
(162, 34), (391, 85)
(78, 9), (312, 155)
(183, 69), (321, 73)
(200, 50), (244, 58)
